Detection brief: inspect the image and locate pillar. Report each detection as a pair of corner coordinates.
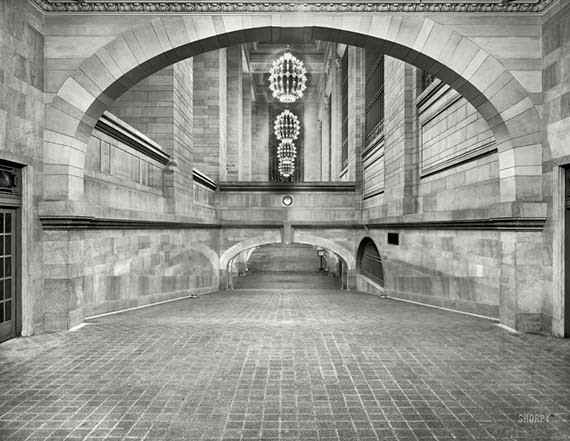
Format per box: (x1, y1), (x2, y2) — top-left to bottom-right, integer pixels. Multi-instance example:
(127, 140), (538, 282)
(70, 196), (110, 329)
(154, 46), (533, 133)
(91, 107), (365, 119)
(226, 46), (243, 181)
(348, 46), (365, 190)
(242, 74), (253, 181)
(193, 49), (227, 181)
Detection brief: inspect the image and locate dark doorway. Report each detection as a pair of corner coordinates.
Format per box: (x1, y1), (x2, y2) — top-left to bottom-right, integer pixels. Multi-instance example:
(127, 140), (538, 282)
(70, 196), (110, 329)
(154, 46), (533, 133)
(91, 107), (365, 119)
(356, 237), (384, 287)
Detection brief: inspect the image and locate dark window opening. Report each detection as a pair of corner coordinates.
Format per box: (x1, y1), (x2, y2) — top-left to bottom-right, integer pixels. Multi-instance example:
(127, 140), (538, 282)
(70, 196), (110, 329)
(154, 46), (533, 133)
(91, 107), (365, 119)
(341, 50), (349, 171)
(365, 49), (384, 146)
(387, 232), (399, 246)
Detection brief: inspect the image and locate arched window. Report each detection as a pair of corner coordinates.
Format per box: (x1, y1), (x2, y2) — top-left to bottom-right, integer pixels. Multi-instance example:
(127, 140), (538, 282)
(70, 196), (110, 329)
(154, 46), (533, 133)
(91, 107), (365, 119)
(357, 238), (384, 287)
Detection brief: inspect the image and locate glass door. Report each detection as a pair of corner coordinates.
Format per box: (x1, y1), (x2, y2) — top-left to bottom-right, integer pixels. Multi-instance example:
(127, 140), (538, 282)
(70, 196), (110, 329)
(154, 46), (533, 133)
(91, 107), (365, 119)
(0, 209), (16, 342)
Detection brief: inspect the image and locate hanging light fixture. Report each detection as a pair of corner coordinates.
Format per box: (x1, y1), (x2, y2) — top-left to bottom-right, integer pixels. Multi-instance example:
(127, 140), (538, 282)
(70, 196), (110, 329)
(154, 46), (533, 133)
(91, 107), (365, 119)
(277, 141), (297, 161)
(278, 158), (295, 178)
(268, 48), (307, 103)
(276, 140), (297, 179)
(274, 109), (300, 143)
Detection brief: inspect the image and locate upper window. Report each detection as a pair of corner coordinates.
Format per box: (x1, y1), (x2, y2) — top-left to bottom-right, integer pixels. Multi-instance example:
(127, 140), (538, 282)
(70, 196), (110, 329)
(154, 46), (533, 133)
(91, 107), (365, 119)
(341, 50), (349, 171)
(365, 50), (384, 146)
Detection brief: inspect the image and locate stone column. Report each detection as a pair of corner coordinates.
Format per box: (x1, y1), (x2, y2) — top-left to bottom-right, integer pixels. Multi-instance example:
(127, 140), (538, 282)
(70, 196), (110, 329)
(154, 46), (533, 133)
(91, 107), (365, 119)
(193, 49), (227, 182)
(242, 74), (253, 181)
(303, 91), (321, 181)
(251, 99), (269, 181)
(348, 46), (365, 191)
(226, 46), (243, 181)
(330, 55), (343, 180)
(171, 59), (195, 215)
(320, 96), (331, 181)
(382, 56), (415, 217)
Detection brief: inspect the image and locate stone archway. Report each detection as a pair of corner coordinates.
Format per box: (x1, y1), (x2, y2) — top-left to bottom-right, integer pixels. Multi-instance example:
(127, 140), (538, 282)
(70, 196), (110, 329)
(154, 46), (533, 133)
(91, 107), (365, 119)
(43, 15), (541, 209)
(219, 234), (355, 289)
(356, 237), (385, 296)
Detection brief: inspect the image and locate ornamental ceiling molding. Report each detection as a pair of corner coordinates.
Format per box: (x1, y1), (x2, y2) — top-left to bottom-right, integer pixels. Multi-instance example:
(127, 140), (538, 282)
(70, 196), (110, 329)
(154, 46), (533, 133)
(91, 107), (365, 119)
(29, 0), (556, 15)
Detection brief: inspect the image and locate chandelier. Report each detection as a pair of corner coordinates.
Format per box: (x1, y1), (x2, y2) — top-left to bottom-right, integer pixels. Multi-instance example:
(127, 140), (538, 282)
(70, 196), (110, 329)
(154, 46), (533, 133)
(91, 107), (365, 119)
(268, 49), (307, 103)
(277, 141), (297, 160)
(274, 109), (300, 143)
(278, 158), (295, 178)
(277, 141), (297, 179)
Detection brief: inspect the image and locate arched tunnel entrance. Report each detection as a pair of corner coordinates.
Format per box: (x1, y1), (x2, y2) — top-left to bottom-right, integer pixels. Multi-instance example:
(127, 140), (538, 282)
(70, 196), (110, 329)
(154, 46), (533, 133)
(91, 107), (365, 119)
(228, 243), (348, 291)
(355, 237), (386, 297)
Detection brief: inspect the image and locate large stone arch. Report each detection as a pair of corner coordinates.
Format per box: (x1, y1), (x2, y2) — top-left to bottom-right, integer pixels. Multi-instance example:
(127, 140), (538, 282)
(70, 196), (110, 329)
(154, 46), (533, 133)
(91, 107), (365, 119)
(43, 15), (541, 207)
(220, 235), (282, 270)
(220, 233), (355, 271)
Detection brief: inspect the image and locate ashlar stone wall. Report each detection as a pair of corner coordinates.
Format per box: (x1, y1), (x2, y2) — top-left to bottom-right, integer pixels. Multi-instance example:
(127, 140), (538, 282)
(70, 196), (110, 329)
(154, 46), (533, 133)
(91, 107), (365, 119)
(0, 0), (44, 335)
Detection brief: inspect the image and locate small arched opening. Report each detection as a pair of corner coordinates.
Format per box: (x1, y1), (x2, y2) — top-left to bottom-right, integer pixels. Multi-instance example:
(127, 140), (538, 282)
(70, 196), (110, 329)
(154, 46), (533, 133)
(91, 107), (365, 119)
(356, 238), (385, 295)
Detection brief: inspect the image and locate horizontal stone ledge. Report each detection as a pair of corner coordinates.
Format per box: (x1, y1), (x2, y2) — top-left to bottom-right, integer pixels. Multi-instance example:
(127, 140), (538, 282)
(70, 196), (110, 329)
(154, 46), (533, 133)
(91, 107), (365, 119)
(365, 217), (546, 231)
(41, 217), (547, 232)
(221, 221), (362, 229)
(40, 217), (362, 230)
(95, 111), (171, 165)
(218, 182), (356, 192)
(193, 168), (217, 190)
(40, 216), (221, 230)
(420, 141), (497, 178)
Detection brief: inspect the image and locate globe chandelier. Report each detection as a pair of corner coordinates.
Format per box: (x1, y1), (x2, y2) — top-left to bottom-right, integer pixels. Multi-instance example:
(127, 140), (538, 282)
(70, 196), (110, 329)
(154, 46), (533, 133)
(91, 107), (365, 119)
(277, 140), (297, 179)
(278, 158), (295, 178)
(268, 48), (307, 103)
(274, 109), (300, 143)
(277, 140), (297, 161)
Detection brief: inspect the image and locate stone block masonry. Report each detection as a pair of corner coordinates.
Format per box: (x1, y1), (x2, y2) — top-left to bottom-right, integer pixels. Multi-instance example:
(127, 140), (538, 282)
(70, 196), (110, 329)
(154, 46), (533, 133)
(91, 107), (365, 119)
(193, 49), (227, 182)
(226, 45), (243, 181)
(42, 228), (220, 331)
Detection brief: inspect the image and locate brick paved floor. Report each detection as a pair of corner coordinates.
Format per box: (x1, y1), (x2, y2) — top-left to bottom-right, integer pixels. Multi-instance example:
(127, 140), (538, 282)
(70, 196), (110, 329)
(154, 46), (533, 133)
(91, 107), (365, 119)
(1, 288), (569, 441)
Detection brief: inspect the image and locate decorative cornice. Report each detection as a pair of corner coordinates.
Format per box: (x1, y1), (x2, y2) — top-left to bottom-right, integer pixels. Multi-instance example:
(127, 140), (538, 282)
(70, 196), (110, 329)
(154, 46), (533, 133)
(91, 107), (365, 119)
(30, 0), (556, 15)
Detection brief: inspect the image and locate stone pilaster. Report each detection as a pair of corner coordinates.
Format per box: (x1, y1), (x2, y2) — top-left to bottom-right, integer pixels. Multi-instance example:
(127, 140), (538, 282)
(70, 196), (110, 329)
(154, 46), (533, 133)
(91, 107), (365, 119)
(320, 96), (331, 181)
(382, 56), (415, 217)
(303, 91), (322, 181)
(330, 54), (343, 180)
(193, 49), (227, 182)
(242, 74), (253, 181)
(251, 99), (269, 181)
(226, 46), (243, 181)
(348, 46), (365, 191)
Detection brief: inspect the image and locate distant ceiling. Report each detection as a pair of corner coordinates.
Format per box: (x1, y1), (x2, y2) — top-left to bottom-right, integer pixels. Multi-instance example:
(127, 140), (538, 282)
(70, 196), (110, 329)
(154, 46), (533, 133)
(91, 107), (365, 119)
(29, 0), (554, 14)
